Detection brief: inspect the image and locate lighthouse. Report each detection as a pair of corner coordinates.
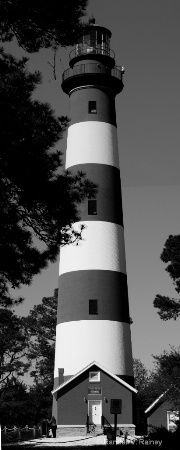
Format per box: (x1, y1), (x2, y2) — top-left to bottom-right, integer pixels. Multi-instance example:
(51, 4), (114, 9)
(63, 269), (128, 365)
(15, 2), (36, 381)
(52, 18), (136, 435)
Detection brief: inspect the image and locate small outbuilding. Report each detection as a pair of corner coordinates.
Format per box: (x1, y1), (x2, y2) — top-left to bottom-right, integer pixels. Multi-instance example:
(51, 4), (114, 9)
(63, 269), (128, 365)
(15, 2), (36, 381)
(145, 393), (179, 433)
(52, 361), (137, 436)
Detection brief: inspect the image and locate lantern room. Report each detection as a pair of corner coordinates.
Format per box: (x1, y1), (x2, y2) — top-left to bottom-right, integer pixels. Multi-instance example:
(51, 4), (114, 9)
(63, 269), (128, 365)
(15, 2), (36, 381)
(69, 17), (115, 68)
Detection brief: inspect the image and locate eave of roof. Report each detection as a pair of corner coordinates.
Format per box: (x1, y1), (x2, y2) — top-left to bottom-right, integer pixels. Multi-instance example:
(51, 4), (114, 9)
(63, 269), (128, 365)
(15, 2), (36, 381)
(52, 361), (137, 396)
(145, 391), (167, 414)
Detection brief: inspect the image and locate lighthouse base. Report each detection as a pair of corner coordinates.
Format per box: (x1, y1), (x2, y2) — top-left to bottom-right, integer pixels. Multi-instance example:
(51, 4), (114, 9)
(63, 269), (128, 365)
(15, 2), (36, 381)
(52, 424), (136, 438)
(52, 361), (136, 436)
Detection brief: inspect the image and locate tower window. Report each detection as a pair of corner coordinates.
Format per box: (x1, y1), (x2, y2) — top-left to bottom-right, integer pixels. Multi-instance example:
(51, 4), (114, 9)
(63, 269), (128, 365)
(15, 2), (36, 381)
(89, 299), (98, 315)
(88, 199), (97, 215)
(89, 101), (97, 113)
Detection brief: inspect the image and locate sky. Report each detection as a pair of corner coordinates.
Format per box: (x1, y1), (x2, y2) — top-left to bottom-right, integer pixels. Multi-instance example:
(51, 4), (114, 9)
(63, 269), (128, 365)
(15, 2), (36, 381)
(5, 0), (180, 378)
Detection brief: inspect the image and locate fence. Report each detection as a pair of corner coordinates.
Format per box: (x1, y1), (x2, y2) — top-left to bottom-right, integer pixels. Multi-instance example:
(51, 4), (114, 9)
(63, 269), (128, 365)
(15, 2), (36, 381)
(1, 425), (42, 444)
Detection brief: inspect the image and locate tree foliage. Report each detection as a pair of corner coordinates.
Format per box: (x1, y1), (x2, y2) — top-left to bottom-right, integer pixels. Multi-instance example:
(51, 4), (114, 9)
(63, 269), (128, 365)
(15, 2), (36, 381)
(0, 308), (29, 389)
(0, 49), (97, 302)
(133, 358), (150, 433)
(0, 378), (31, 428)
(161, 235), (180, 292)
(150, 347), (180, 410)
(133, 358), (149, 392)
(134, 351), (180, 432)
(25, 289), (57, 388)
(1, 379), (55, 427)
(0, 0), (88, 52)
(154, 294), (180, 321)
(27, 383), (53, 425)
(22, 290), (58, 423)
(0, 290), (57, 425)
(154, 235), (180, 320)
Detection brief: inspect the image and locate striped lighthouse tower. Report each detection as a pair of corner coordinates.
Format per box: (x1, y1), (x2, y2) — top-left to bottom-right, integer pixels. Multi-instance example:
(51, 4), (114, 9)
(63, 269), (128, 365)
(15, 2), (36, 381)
(53, 18), (134, 401)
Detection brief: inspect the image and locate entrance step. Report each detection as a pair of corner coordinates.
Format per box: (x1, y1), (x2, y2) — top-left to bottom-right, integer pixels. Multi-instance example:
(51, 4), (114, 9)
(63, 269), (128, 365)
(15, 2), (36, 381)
(94, 426), (104, 436)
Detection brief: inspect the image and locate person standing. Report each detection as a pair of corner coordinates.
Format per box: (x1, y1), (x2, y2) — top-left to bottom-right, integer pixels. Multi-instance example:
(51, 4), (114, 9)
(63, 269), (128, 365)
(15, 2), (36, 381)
(51, 417), (57, 438)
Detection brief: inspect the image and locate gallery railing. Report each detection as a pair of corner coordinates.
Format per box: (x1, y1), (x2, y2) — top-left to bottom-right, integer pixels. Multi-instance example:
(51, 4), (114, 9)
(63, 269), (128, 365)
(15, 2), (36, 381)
(62, 63), (124, 83)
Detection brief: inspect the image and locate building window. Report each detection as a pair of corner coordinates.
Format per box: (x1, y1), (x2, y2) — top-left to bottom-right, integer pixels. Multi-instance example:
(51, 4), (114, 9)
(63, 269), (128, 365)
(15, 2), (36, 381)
(89, 101), (97, 113)
(89, 371), (100, 382)
(167, 411), (179, 431)
(88, 199), (97, 215)
(89, 299), (98, 315)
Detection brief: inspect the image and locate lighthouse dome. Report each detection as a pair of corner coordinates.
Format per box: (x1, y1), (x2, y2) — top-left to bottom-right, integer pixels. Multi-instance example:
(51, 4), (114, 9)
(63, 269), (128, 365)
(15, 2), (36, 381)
(69, 16), (114, 68)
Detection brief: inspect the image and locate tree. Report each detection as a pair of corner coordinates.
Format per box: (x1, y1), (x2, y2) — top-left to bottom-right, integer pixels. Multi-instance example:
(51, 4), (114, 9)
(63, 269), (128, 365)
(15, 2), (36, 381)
(133, 358), (149, 392)
(27, 383), (54, 425)
(0, 378), (31, 428)
(25, 289), (57, 388)
(154, 235), (180, 320)
(149, 347), (180, 410)
(0, 307), (29, 389)
(133, 358), (150, 433)
(133, 354), (180, 433)
(20, 290), (58, 422)
(0, 289), (58, 424)
(0, 49), (97, 302)
(133, 352), (180, 433)
(154, 294), (180, 321)
(0, 0), (88, 52)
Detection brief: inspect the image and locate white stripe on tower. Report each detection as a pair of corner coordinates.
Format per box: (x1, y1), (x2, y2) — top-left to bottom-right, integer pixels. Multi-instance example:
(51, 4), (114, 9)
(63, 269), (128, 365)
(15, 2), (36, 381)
(54, 321), (133, 378)
(65, 121), (119, 169)
(59, 221), (126, 275)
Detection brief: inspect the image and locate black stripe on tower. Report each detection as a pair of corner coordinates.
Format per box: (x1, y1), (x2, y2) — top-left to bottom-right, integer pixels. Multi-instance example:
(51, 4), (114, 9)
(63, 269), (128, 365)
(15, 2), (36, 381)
(57, 270), (130, 324)
(67, 164), (124, 226)
(69, 86), (117, 126)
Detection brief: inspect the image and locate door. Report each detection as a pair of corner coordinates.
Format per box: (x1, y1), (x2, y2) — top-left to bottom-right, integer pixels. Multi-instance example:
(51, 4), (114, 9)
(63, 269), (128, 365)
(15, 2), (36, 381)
(89, 401), (102, 425)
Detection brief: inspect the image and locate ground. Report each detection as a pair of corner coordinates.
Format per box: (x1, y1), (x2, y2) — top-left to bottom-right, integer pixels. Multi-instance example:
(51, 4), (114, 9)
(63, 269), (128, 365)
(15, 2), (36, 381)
(2, 434), (167, 448)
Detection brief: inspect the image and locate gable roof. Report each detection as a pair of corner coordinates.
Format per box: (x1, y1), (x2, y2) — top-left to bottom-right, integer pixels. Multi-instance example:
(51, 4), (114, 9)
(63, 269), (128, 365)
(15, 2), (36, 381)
(145, 391), (167, 414)
(52, 361), (137, 395)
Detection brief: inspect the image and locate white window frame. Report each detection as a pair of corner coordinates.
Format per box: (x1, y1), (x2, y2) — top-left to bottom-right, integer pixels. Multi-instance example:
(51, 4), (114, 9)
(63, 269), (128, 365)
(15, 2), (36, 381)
(89, 371), (100, 382)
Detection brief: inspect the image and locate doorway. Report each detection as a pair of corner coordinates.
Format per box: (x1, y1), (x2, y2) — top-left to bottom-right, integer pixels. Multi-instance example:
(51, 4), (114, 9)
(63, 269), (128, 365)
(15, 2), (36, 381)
(88, 400), (102, 425)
